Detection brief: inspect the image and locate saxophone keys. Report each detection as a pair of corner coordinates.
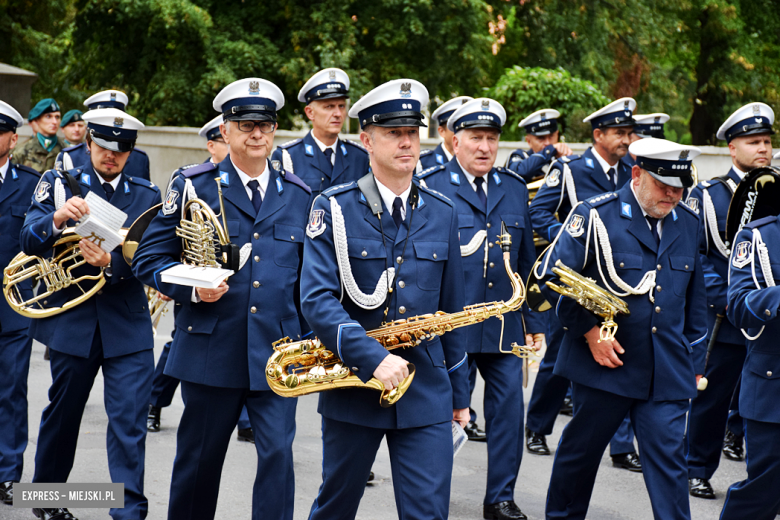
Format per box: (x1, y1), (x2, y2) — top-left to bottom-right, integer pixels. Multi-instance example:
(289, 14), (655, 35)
(283, 373), (301, 389)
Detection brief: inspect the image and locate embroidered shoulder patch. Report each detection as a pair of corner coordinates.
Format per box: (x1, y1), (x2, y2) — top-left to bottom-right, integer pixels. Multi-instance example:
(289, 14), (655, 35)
(162, 189), (180, 216)
(686, 197), (700, 214)
(306, 209), (327, 239)
(732, 241), (752, 269)
(35, 181), (52, 202)
(566, 214), (585, 238)
(546, 169), (561, 187)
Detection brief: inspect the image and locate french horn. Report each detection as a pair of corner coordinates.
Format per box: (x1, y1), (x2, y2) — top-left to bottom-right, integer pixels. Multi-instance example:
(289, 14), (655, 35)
(266, 222), (535, 407)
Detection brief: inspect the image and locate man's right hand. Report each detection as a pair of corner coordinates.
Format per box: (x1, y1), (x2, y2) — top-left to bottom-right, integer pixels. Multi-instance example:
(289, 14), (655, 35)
(373, 354), (410, 391)
(553, 143), (573, 158)
(53, 197), (89, 229)
(584, 325), (624, 368)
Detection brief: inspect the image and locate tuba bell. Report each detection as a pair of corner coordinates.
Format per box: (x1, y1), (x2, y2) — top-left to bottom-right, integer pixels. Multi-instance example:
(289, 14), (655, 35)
(266, 222), (535, 407)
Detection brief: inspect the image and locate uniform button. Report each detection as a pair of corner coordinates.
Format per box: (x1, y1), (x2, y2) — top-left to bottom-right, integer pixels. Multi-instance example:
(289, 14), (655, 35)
(487, 223), (492, 229)
(652, 327), (657, 334)
(352, 367), (359, 372)
(253, 281), (260, 288)
(254, 232), (259, 239)
(563, 327), (569, 331)
(657, 264), (662, 270)
(361, 250), (367, 257)
(97, 291), (102, 296)
(254, 256), (260, 262)
(768, 371), (773, 377)
(250, 306), (257, 314)
(397, 256), (403, 264)
(488, 282), (494, 288)
(43, 231), (47, 236)
(433, 253), (437, 259)
(685, 264), (689, 270)
(488, 242), (494, 248)
(291, 235), (295, 240)
(619, 262), (625, 268)
(655, 306), (661, 313)
(765, 309), (771, 316)
(398, 281), (405, 288)
(399, 306), (406, 314)
(489, 262), (495, 268)
(188, 326), (192, 331)
(656, 286), (662, 292)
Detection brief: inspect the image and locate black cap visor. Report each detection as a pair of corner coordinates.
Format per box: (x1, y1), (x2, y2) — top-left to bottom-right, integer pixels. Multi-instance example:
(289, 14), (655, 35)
(362, 111), (426, 129)
(90, 130), (135, 153)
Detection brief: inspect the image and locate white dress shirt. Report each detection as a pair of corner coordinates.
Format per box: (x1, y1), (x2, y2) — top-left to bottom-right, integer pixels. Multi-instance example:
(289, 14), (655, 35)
(312, 132), (338, 166)
(231, 158), (269, 202)
(375, 177), (412, 221)
(591, 147), (618, 186)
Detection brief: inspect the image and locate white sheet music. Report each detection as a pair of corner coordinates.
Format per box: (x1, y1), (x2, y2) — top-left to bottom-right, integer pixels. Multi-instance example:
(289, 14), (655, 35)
(82, 191), (127, 231)
(73, 192), (129, 253)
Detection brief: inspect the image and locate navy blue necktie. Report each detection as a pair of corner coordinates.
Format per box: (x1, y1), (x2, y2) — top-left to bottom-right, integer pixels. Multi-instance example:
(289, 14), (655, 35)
(610, 167), (617, 190)
(247, 179), (262, 215)
(324, 148), (335, 173)
(392, 197), (403, 230)
(474, 176), (487, 209)
(103, 182), (114, 202)
(646, 216), (660, 245)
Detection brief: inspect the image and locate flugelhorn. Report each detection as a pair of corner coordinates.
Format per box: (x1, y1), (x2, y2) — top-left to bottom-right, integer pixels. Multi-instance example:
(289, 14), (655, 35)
(545, 260), (630, 342)
(266, 222), (533, 407)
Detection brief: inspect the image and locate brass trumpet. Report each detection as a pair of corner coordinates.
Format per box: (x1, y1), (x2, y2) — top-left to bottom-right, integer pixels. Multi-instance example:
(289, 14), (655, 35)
(546, 259), (630, 342)
(266, 222), (533, 407)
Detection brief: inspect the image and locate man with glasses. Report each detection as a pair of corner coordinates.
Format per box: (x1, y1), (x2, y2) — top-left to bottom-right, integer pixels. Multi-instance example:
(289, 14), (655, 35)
(272, 68), (369, 198)
(132, 78), (311, 520)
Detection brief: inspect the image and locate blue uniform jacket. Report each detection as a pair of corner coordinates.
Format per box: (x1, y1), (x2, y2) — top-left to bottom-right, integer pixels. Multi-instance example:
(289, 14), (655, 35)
(686, 168), (744, 346)
(538, 182), (708, 401)
(56, 143), (151, 181)
(418, 143), (449, 171)
(131, 157), (311, 390)
(301, 177), (470, 429)
(419, 160), (545, 352)
(271, 131), (369, 197)
(0, 163), (40, 332)
(20, 167), (160, 357)
(727, 217), (780, 424)
(504, 144), (559, 182)
(529, 147), (631, 243)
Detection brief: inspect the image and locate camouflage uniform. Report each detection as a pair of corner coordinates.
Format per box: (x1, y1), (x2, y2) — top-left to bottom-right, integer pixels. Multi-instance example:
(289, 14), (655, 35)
(12, 135), (64, 173)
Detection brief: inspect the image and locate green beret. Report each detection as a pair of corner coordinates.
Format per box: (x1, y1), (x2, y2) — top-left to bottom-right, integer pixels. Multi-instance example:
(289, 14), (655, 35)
(28, 98), (61, 121)
(61, 109), (84, 127)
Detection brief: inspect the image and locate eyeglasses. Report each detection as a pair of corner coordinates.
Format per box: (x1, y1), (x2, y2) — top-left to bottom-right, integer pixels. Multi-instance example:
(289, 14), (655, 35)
(236, 120), (276, 134)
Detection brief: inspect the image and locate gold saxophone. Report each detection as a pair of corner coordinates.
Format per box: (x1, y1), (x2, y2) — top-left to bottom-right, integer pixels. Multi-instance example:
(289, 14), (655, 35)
(266, 222), (535, 407)
(545, 259), (630, 342)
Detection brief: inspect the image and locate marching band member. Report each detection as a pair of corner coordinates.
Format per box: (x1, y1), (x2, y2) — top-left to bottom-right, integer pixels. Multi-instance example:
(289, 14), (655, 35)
(21, 108), (160, 520)
(56, 90), (151, 180)
(0, 101), (41, 506)
(539, 138), (707, 520)
(504, 109), (573, 182)
(685, 103), (774, 500)
(132, 78), (311, 520)
(525, 99), (641, 471)
(622, 113), (670, 169)
(417, 96), (472, 171)
(301, 79), (470, 520)
(722, 211), (780, 520)
(418, 97), (544, 520)
(271, 68), (369, 198)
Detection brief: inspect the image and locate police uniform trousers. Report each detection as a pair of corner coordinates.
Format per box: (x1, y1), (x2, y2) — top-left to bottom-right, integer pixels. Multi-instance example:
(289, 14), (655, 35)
(0, 330), (33, 482)
(150, 332), (252, 431)
(526, 316), (569, 436)
(168, 382), (297, 520)
(33, 326), (153, 520)
(546, 383), (691, 520)
(719, 418), (780, 520)
(727, 409), (744, 437)
(309, 418), (453, 520)
(686, 340), (746, 479)
(471, 353), (526, 504)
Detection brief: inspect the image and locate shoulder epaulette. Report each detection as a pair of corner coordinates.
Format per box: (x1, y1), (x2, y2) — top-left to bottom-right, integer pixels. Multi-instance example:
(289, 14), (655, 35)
(419, 148), (434, 156)
(132, 147), (148, 156)
(322, 181), (358, 199)
(418, 183), (454, 207)
(62, 143), (84, 153)
(417, 164), (445, 179)
(676, 200), (699, 218)
(126, 176), (157, 190)
(559, 154), (579, 164)
(585, 192), (618, 207)
(343, 139), (367, 153)
(12, 163), (41, 178)
(181, 161), (218, 178)
(277, 138), (302, 150)
(178, 163), (200, 172)
(279, 169), (312, 195)
(746, 215), (777, 229)
(495, 167), (526, 185)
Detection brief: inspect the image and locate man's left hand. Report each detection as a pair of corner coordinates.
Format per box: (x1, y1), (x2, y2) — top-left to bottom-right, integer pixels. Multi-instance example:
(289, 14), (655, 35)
(453, 408), (469, 428)
(80, 239), (111, 267)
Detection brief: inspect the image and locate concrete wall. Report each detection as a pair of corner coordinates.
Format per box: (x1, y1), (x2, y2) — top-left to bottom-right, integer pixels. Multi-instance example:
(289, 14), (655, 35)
(17, 126), (735, 190)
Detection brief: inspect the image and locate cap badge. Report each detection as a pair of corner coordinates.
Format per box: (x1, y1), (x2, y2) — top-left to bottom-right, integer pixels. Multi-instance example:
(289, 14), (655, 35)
(540, 112), (546, 120)
(400, 82), (412, 98)
(51, 103), (57, 111)
(679, 150), (690, 160)
(756, 118), (763, 124)
(753, 104), (761, 114)
(654, 116), (661, 122)
(481, 100), (490, 110)
(113, 117), (124, 127)
(624, 101), (630, 109)
(110, 93), (117, 101)
(328, 70), (336, 80)
(249, 81), (260, 95)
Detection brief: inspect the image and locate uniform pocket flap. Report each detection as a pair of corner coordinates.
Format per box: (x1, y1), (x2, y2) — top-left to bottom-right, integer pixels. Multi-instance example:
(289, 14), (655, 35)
(613, 252), (643, 270)
(280, 314), (302, 341)
(670, 255), (694, 272)
(178, 306), (219, 334)
(747, 351), (780, 379)
(413, 240), (449, 261)
(11, 205), (28, 217)
(501, 214), (525, 229)
(227, 219), (240, 238)
(274, 223), (304, 243)
(347, 238), (385, 259)
(457, 214), (474, 228)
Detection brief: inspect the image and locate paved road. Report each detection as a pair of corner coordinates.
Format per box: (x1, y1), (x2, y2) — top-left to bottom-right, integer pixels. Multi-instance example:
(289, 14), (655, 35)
(3, 313), (748, 519)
